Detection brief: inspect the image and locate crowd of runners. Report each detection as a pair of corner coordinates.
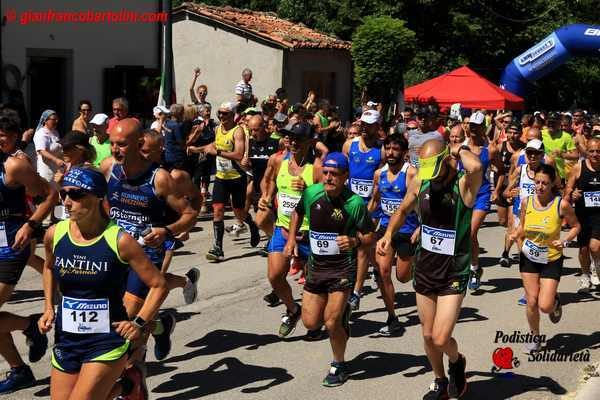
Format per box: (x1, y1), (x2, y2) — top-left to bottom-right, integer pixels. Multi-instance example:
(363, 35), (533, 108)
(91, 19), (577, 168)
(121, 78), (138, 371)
(0, 66), (599, 399)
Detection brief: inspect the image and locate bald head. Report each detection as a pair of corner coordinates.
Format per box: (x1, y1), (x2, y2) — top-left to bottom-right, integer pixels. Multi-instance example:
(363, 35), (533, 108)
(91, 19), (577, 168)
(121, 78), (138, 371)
(248, 114), (267, 140)
(114, 118), (142, 140)
(449, 125), (465, 144)
(420, 138), (446, 159)
(527, 127), (542, 141)
(110, 118), (143, 164)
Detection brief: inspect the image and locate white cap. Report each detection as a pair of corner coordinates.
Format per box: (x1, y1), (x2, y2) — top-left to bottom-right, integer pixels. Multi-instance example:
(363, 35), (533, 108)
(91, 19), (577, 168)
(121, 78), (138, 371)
(153, 105), (171, 116)
(360, 110), (381, 124)
(525, 139), (544, 151)
(219, 102), (237, 113)
(89, 113), (109, 126)
(469, 111), (485, 125)
(366, 100), (378, 107)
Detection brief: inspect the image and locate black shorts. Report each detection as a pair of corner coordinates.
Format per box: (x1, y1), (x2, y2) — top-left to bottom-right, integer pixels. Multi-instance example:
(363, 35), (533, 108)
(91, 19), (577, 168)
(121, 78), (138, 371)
(495, 185), (511, 208)
(376, 227), (416, 257)
(304, 266), (355, 295)
(212, 176), (247, 209)
(194, 157), (215, 184)
(576, 210), (600, 247)
(519, 255), (563, 281)
(0, 259), (28, 285)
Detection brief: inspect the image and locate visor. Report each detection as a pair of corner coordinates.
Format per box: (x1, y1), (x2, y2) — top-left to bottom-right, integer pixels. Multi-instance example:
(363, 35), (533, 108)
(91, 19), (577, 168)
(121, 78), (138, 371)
(418, 147), (448, 181)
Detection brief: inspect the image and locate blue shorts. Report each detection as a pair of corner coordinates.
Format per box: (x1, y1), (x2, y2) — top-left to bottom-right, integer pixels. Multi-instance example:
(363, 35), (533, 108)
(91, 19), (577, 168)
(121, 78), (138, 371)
(52, 338), (129, 373)
(474, 190), (491, 212)
(125, 261), (161, 303)
(268, 227), (310, 260)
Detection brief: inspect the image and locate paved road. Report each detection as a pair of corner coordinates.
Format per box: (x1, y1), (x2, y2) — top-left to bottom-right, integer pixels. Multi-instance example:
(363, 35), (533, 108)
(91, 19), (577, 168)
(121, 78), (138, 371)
(2, 209), (599, 399)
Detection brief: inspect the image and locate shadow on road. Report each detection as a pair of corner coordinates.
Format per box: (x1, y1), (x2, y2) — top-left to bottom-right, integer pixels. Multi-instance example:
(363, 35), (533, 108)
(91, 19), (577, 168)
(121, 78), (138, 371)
(349, 351), (431, 380)
(457, 307), (488, 324)
(545, 331), (600, 354)
(560, 290), (600, 306)
(32, 376), (50, 397)
(463, 371), (566, 399)
(152, 357), (293, 399)
(475, 277), (523, 295)
(9, 289), (44, 304)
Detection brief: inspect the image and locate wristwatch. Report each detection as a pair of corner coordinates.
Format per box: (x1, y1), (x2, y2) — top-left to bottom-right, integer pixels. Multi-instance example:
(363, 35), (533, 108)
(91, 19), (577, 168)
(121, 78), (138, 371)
(216, 149), (222, 156)
(453, 145), (470, 158)
(132, 316), (147, 329)
(26, 220), (40, 230)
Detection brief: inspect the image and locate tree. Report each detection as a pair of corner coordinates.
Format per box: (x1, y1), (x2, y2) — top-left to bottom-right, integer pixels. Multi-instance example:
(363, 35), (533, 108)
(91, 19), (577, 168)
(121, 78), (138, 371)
(352, 16), (415, 108)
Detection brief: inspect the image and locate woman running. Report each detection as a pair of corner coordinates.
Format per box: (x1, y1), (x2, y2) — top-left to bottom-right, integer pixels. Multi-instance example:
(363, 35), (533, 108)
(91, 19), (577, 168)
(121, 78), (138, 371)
(512, 163), (579, 353)
(38, 167), (168, 400)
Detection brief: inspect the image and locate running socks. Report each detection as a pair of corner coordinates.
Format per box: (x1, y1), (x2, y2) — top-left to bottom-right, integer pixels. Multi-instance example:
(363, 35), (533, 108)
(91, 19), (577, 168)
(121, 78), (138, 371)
(213, 220), (224, 249)
(502, 249), (509, 259)
(244, 214), (258, 229)
(470, 264), (479, 272)
(153, 319), (164, 336)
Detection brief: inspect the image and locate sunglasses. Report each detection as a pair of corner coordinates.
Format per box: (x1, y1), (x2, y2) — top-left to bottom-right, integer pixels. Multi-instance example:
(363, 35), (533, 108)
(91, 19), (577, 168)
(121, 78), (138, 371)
(501, 120), (511, 124)
(59, 188), (91, 201)
(217, 111), (231, 116)
(80, 108), (91, 112)
(525, 150), (543, 156)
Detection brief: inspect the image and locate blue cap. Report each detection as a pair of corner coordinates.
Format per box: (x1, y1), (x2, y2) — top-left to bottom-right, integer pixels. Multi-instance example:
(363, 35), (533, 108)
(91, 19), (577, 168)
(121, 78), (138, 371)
(62, 167), (107, 198)
(323, 152), (349, 171)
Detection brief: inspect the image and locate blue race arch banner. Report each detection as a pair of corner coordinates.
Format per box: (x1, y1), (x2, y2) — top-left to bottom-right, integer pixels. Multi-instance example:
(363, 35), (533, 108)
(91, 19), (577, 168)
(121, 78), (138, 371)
(499, 24), (600, 96)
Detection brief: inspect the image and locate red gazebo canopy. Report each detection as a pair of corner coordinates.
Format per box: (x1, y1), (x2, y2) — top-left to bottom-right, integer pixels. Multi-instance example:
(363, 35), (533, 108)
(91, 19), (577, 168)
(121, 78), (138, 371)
(404, 66), (524, 110)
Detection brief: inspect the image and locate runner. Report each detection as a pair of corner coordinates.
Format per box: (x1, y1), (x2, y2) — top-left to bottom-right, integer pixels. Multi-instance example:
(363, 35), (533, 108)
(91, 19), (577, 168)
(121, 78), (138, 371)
(512, 163), (579, 353)
(195, 102), (260, 261)
(0, 112), (57, 394)
(259, 121), (322, 337)
(285, 152), (375, 387)
(565, 137), (600, 292)
(377, 139), (483, 399)
(464, 111), (504, 292)
(369, 134), (419, 335)
(100, 119), (198, 383)
(38, 167), (168, 400)
(342, 109), (385, 311)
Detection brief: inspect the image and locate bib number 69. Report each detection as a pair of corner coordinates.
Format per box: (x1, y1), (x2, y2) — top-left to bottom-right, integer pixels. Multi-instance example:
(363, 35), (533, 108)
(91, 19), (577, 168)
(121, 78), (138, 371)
(316, 240), (329, 248)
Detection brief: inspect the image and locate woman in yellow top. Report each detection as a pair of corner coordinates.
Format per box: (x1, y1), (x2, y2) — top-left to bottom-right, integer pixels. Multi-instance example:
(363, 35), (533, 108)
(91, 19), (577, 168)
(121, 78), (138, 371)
(513, 163), (579, 352)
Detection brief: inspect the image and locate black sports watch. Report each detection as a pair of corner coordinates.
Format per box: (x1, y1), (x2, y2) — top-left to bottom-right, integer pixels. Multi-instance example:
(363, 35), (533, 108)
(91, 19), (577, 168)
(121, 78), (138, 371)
(453, 145), (470, 158)
(132, 316), (147, 329)
(26, 220), (41, 230)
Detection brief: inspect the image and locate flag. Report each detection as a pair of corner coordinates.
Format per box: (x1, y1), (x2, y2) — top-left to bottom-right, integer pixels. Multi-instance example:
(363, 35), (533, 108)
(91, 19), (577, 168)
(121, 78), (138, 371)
(158, 0), (175, 106)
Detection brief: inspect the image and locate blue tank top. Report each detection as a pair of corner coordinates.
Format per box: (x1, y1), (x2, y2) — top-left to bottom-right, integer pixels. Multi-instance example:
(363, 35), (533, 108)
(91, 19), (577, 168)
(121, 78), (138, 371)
(53, 220), (128, 346)
(459, 145), (491, 195)
(108, 163), (167, 264)
(378, 163), (419, 233)
(0, 158), (28, 261)
(348, 138), (382, 202)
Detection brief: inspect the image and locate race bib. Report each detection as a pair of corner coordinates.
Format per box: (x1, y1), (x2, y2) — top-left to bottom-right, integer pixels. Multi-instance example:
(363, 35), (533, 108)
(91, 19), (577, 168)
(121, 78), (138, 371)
(381, 197), (402, 216)
(349, 178), (374, 198)
(584, 191), (600, 207)
(522, 239), (548, 264)
(520, 183), (536, 198)
(421, 225), (456, 256)
(278, 192), (301, 217)
(0, 222), (7, 247)
(216, 156), (233, 173)
(309, 231), (340, 255)
(54, 205), (70, 221)
(61, 296), (110, 334)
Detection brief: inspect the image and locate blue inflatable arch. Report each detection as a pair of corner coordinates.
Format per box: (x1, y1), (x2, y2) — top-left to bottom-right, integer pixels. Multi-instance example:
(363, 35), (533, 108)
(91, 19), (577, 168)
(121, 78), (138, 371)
(500, 24), (600, 97)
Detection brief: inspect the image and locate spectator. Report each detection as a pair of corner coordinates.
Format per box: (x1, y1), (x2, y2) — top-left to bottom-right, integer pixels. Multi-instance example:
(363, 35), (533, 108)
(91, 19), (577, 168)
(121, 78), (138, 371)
(572, 109), (585, 135)
(190, 68), (211, 113)
(542, 112), (578, 181)
(88, 113), (111, 167)
(313, 99), (340, 140)
(71, 100), (93, 136)
(303, 90), (317, 113)
(150, 105), (171, 135)
(55, 131), (96, 186)
(108, 97), (137, 133)
(164, 104), (191, 176)
(235, 68), (256, 111)
(187, 103), (216, 210)
(33, 109), (63, 184)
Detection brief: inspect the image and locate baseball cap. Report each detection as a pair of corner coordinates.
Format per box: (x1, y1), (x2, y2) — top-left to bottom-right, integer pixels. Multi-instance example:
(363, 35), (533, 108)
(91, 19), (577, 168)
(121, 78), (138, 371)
(469, 111), (485, 125)
(323, 152), (349, 171)
(280, 121), (313, 141)
(219, 102), (237, 113)
(407, 119), (419, 129)
(153, 105), (170, 116)
(273, 112), (288, 124)
(508, 121), (522, 131)
(525, 139), (544, 152)
(418, 146), (449, 181)
(366, 100), (379, 107)
(241, 107), (260, 116)
(89, 113), (109, 126)
(360, 110), (381, 124)
(547, 111), (560, 122)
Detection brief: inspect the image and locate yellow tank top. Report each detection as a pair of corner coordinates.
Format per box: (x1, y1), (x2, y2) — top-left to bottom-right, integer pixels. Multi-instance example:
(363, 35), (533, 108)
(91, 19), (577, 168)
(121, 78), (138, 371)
(275, 159), (314, 231)
(522, 195), (562, 263)
(215, 124), (241, 180)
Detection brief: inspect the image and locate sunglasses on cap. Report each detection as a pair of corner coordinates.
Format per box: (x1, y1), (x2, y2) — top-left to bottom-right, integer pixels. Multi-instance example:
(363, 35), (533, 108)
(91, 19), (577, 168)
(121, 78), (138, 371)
(59, 188), (92, 201)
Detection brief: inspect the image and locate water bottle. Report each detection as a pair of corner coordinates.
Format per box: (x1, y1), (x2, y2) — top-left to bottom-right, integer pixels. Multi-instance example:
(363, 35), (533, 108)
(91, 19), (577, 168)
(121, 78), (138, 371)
(137, 226), (152, 246)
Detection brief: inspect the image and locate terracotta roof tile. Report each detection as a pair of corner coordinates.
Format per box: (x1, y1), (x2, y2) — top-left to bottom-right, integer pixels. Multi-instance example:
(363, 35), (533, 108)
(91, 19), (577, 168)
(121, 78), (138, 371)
(174, 2), (351, 50)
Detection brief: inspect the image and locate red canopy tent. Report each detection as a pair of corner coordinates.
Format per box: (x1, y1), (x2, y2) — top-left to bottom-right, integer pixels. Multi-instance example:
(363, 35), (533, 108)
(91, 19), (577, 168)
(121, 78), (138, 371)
(404, 66), (525, 110)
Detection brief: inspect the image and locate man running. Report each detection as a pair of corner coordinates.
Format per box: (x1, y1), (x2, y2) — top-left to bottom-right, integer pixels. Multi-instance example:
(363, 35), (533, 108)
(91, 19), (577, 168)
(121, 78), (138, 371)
(0, 112), (57, 394)
(342, 109), (385, 311)
(285, 152), (375, 387)
(377, 140), (483, 399)
(259, 121), (322, 337)
(196, 102), (260, 261)
(565, 137), (600, 292)
(369, 134), (419, 335)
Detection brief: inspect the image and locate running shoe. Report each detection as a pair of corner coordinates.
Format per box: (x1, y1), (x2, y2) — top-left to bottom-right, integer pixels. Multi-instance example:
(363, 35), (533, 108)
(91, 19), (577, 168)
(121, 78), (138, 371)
(517, 295), (527, 306)
(549, 294), (562, 324)
(230, 223), (248, 237)
(322, 362), (348, 387)
(422, 378), (449, 400)
(259, 242), (269, 257)
(447, 353), (467, 398)
(577, 274), (592, 294)
(0, 365), (35, 394)
(468, 268), (483, 291)
(263, 291), (280, 307)
(591, 265), (600, 286)
(278, 304), (301, 338)
(499, 256), (511, 268)
(289, 258), (302, 276)
(348, 292), (361, 312)
(206, 246), (224, 262)
(153, 312), (176, 361)
(120, 364), (147, 400)
(379, 316), (403, 336)
(305, 328), (325, 341)
(372, 268), (380, 290)
(23, 314), (48, 363)
(249, 221), (260, 247)
(183, 268), (200, 304)
(523, 341), (541, 354)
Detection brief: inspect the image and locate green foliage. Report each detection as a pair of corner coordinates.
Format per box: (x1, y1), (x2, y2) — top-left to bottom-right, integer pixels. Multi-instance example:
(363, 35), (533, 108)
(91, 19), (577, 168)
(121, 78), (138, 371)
(352, 16), (415, 100)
